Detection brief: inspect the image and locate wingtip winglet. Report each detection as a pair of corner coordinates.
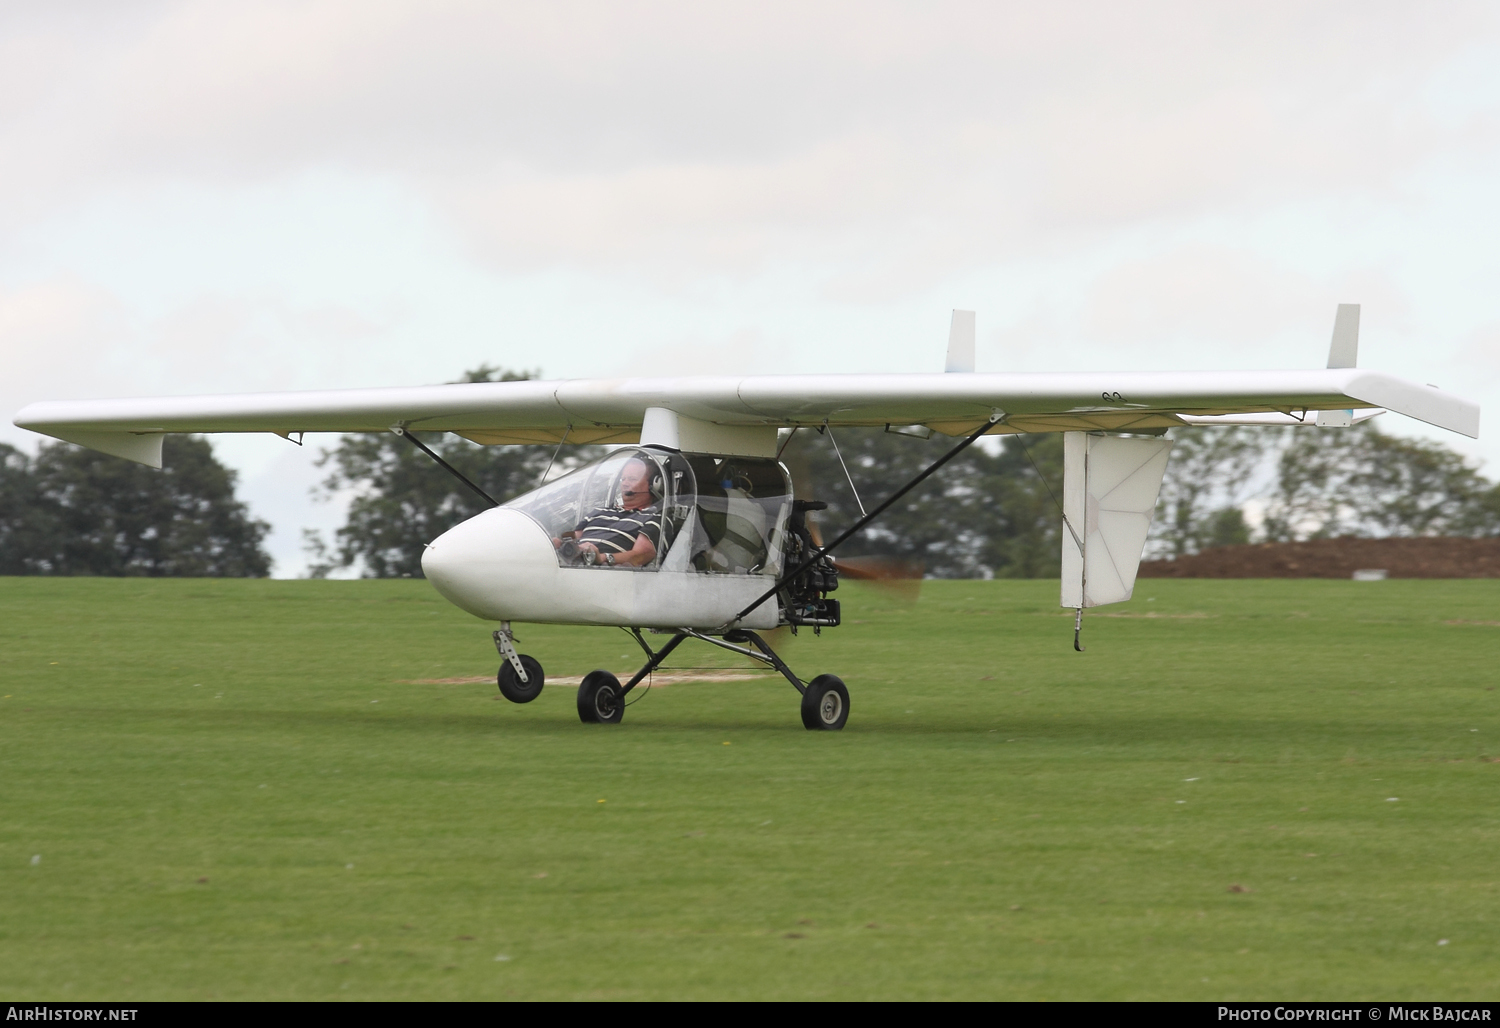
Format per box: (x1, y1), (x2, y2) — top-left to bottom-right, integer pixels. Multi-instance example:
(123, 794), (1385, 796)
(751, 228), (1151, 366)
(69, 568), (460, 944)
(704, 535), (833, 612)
(1345, 372), (1480, 439)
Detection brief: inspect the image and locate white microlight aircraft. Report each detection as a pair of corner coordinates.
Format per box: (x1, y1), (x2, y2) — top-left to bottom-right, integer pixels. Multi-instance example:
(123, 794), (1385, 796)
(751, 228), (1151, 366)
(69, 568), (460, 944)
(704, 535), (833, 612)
(14, 306), (1480, 730)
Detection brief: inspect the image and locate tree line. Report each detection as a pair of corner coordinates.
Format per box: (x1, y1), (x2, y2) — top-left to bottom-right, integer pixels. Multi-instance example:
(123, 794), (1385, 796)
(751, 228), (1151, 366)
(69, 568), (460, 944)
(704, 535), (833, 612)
(0, 436), (270, 576)
(1152, 423), (1500, 559)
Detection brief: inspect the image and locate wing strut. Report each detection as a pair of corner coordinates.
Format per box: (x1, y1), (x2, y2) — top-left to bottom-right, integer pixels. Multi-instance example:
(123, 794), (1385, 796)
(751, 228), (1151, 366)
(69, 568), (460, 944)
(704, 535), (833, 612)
(822, 422), (867, 517)
(726, 410), (1002, 628)
(391, 426), (500, 508)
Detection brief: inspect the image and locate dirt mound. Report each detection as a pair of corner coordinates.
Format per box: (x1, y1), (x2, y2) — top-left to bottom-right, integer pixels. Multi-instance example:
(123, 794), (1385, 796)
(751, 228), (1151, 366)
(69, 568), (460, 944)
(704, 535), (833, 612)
(1138, 537), (1500, 579)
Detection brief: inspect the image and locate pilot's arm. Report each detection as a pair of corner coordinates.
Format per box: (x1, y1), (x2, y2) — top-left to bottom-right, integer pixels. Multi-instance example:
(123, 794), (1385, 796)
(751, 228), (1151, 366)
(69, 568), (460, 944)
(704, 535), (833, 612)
(577, 533), (656, 566)
(619, 533), (656, 566)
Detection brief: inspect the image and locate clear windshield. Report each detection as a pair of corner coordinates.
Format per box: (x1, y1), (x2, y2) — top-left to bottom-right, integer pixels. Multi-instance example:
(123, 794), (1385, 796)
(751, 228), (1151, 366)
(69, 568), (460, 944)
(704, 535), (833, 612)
(505, 448), (792, 575)
(506, 448), (695, 570)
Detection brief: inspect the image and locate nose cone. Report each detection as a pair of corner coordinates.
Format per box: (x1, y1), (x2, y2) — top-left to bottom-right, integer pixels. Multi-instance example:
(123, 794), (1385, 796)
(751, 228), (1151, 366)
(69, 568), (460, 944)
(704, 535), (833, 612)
(422, 507), (559, 621)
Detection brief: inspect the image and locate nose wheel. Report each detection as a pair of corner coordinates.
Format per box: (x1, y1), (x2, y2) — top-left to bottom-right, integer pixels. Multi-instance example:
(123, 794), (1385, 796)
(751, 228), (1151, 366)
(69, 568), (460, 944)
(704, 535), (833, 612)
(494, 623), (544, 703)
(497, 654), (545, 703)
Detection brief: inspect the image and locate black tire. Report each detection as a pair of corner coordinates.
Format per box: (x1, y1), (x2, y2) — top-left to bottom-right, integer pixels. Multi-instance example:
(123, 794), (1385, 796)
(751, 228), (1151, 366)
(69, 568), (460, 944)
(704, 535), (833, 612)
(577, 670), (624, 724)
(800, 674), (849, 731)
(498, 655), (545, 703)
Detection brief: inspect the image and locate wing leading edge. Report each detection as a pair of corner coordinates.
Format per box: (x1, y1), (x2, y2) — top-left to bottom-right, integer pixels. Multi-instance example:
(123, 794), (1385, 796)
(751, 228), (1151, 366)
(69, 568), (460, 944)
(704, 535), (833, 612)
(13, 367), (1479, 468)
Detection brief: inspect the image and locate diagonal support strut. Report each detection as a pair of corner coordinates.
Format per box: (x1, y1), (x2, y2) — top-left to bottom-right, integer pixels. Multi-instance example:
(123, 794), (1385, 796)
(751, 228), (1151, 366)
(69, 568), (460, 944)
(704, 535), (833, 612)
(391, 425), (500, 508)
(726, 410), (1002, 627)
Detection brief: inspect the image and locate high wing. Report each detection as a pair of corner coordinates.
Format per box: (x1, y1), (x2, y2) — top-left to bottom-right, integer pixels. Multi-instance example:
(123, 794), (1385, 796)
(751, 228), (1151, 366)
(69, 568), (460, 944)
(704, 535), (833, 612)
(13, 367), (1479, 468)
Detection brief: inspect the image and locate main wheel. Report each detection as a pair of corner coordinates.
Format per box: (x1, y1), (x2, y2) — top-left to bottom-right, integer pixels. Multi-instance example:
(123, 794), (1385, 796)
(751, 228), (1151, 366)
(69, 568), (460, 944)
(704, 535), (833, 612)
(577, 670), (624, 724)
(800, 674), (849, 731)
(498, 655), (545, 703)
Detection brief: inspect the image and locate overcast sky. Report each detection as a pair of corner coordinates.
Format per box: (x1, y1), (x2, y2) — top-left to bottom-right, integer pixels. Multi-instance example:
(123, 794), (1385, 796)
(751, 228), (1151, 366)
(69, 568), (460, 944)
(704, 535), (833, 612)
(5, 1), (1500, 575)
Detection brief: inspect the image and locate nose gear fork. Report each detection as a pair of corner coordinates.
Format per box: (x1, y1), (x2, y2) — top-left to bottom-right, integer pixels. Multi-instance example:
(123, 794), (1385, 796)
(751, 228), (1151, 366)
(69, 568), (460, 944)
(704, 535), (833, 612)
(493, 621), (529, 683)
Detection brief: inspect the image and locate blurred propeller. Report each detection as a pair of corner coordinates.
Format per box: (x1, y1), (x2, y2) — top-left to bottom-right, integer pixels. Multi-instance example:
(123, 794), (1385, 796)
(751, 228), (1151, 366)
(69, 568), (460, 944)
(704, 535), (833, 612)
(831, 555), (925, 604)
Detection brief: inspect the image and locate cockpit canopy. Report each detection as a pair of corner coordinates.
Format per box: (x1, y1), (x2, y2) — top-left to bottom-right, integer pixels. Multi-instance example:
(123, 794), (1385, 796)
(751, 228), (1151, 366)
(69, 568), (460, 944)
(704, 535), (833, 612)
(504, 446), (792, 576)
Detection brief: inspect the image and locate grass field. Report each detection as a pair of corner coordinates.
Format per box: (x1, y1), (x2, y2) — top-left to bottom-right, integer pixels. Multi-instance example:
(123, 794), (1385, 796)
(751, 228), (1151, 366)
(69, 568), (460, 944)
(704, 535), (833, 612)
(2, 576), (1498, 1001)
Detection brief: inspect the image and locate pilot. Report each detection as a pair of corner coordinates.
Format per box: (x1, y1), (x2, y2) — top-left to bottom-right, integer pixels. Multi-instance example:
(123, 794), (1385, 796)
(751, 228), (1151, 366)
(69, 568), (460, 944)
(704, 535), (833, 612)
(557, 457), (663, 567)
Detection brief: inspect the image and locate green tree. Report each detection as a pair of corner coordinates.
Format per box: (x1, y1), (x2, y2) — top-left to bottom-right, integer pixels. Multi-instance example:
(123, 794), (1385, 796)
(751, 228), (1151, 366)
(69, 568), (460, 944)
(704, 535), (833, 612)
(1467, 482), (1500, 537)
(1151, 426), (1281, 558)
(1263, 423), (1500, 540)
(0, 436), (270, 576)
(313, 366), (599, 578)
(974, 433), (1067, 579)
(0, 444), (60, 575)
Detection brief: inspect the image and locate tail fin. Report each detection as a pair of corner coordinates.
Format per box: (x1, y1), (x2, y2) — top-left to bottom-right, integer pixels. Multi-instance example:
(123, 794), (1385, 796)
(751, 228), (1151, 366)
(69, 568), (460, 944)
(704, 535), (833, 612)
(1327, 303), (1359, 369)
(945, 310), (975, 373)
(1316, 304), (1361, 426)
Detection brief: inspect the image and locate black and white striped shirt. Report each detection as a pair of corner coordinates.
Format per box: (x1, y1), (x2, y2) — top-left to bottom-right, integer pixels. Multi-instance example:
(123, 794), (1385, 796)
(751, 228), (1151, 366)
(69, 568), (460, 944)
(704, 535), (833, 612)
(574, 506), (663, 558)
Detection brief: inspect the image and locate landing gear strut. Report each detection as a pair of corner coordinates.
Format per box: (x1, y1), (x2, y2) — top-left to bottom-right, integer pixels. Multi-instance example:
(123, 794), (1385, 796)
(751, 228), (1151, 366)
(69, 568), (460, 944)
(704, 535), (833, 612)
(571, 626), (848, 730)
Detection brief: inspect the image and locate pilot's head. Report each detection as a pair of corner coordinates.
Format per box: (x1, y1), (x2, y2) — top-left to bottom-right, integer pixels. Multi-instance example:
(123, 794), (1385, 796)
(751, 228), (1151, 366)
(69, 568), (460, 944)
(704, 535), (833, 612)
(721, 469), (754, 495)
(620, 458), (656, 510)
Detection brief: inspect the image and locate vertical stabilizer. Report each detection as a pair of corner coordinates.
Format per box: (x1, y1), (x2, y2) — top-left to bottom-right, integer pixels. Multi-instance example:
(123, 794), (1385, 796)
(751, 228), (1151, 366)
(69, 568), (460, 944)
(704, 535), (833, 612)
(1061, 433), (1174, 609)
(945, 310), (975, 373)
(1327, 304), (1360, 369)
(1316, 303), (1361, 426)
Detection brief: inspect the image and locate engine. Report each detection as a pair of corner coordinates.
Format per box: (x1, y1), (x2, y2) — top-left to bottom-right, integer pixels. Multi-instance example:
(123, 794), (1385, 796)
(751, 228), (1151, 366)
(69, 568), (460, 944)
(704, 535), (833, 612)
(779, 499), (840, 628)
